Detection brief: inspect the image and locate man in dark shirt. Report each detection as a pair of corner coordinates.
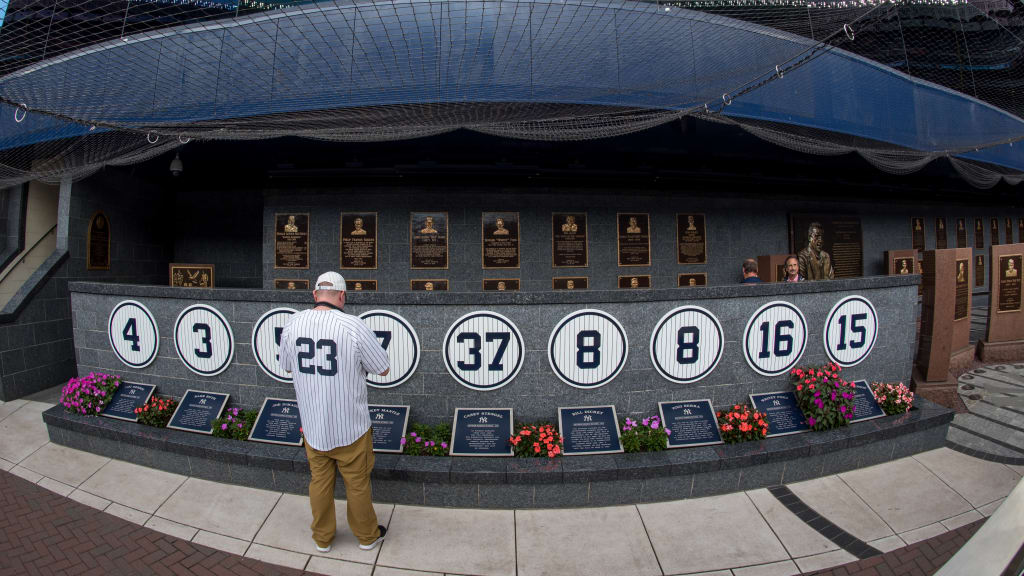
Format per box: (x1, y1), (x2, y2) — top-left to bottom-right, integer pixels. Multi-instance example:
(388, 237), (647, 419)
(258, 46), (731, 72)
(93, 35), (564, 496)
(742, 259), (762, 283)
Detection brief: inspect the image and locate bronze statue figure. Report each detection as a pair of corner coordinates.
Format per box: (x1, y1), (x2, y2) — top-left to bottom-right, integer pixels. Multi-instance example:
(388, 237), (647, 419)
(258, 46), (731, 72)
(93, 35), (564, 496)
(798, 222), (835, 280)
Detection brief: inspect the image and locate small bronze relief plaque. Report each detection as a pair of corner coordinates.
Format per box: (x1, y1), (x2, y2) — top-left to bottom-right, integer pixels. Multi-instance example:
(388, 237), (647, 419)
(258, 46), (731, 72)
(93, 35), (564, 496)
(618, 275), (651, 289)
(955, 258), (969, 321)
(998, 255), (1022, 313)
(957, 218), (967, 248)
(275, 213), (309, 269)
(482, 212), (520, 269)
(936, 218), (947, 250)
(976, 255), (986, 287)
(776, 263), (786, 282)
(991, 218), (1000, 247)
(911, 217), (925, 252)
(553, 277), (588, 290)
(340, 212), (378, 269)
(677, 273), (707, 287)
(483, 279), (519, 291)
(348, 279), (377, 292)
(171, 264), (214, 288)
(274, 279), (309, 290)
(411, 279), (447, 291)
(676, 213), (707, 264)
(1007, 218), (1014, 245)
(87, 211), (110, 270)
(410, 212), (449, 269)
(893, 257), (913, 275)
(975, 218), (985, 249)
(617, 213), (651, 266)
(552, 213), (588, 268)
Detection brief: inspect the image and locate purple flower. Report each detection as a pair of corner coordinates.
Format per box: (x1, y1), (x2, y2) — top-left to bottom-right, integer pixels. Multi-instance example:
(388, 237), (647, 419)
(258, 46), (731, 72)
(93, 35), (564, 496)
(642, 418), (650, 426)
(400, 438), (407, 445)
(221, 424), (228, 430)
(650, 420), (660, 429)
(839, 406), (846, 414)
(410, 432), (417, 437)
(415, 437), (421, 443)
(237, 423), (243, 428)
(665, 429), (672, 436)
(441, 442), (448, 449)
(807, 417), (816, 426)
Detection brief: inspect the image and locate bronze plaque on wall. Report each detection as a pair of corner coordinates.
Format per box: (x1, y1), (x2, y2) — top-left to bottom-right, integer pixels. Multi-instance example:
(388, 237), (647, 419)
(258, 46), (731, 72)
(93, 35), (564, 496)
(87, 211), (111, 270)
(348, 279), (377, 291)
(1007, 218), (1014, 245)
(553, 277), (588, 290)
(274, 279), (309, 290)
(911, 217), (925, 252)
(678, 273), (707, 287)
(482, 212), (520, 269)
(410, 212), (448, 269)
(483, 279), (519, 291)
(170, 264), (214, 288)
(1019, 218), (1023, 244)
(789, 214), (863, 278)
(998, 255), (1022, 313)
(617, 213), (651, 266)
(275, 213), (309, 269)
(991, 218), (1000, 247)
(618, 275), (651, 289)
(957, 218), (967, 248)
(676, 213), (707, 264)
(955, 258), (969, 321)
(935, 218), (947, 249)
(411, 279), (447, 291)
(552, 213), (588, 267)
(893, 257), (913, 275)
(975, 218), (985, 249)
(340, 212), (378, 269)
(976, 255), (986, 287)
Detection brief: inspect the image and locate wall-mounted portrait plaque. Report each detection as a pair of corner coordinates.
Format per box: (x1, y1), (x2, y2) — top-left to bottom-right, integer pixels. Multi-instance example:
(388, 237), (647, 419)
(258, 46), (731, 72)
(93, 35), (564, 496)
(998, 254), (1022, 313)
(552, 213), (588, 267)
(991, 218), (1000, 247)
(911, 217), (925, 252)
(170, 263), (214, 288)
(87, 211), (111, 270)
(617, 275), (651, 289)
(677, 213), (707, 264)
(955, 258), (969, 321)
(274, 279), (308, 290)
(558, 406), (623, 455)
(340, 212), (378, 269)
(936, 218), (947, 249)
(275, 213), (309, 269)
(481, 212), (520, 268)
(449, 408), (513, 456)
(348, 279), (377, 292)
(483, 279), (519, 291)
(957, 218), (967, 248)
(411, 279), (448, 291)
(1019, 218), (1023, 243)
(677, 273), (707, 287)
(100, 382), (155, 422)
(849, 381), (885, 422)
(248, 398), (303, 446)
(658, 400), (723, 448)
(166, 390), (229, 435)
(893, 256), (913, 276)
(976, 255), (985, 288)
(553, 277), (588, 290)
(617, 213), (651, 266)
(410, 212), (448, 269)
(1007, 218), (1013, 245)
(749, 392), (809, 437)
(789, 214), (863, 278)
(975, 218), (985, 249)
(369, 405), (410, 453)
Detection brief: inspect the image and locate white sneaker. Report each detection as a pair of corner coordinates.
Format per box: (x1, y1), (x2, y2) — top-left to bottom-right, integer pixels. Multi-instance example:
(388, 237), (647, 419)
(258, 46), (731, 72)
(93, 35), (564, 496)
(359, 525), (387, 550)
(315, 541), (332, 553)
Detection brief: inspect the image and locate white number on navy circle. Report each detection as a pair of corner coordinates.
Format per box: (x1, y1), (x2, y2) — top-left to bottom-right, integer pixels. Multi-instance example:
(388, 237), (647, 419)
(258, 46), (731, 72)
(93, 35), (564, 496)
(443, 311), (524, 391)
(823, 296), (878, 367)
(174, 304), (235, 376)
(650, 306), (724, 384)
(360, 310), (421, 388)
(548, 309), (628, 389)
(743, 301), (807, 376)
(252, 308), (297, 382)
(109, 300), (159, 368)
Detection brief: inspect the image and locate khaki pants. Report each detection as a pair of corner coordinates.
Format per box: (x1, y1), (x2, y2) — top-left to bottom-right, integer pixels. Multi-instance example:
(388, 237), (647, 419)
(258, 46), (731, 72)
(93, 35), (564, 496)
(305, 428), (380, 547)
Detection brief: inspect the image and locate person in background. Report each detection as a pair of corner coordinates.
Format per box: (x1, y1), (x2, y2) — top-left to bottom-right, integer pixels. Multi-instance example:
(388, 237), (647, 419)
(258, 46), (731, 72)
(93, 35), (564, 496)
(784, 255), (803, 283)
(742, 259), (762, 283)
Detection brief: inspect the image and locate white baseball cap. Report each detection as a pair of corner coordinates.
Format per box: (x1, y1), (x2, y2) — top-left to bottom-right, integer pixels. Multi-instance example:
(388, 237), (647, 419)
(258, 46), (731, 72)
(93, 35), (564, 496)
(315, 271), (346, 292)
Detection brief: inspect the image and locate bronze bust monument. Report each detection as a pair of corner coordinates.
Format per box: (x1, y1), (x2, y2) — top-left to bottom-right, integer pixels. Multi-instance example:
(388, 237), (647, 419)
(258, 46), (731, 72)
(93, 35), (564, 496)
(798, 222), (835, 280)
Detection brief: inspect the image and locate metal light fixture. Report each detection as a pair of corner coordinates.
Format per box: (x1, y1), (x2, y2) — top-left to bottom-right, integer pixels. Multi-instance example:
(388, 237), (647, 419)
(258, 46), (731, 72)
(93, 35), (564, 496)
(170, 152), (183, 176)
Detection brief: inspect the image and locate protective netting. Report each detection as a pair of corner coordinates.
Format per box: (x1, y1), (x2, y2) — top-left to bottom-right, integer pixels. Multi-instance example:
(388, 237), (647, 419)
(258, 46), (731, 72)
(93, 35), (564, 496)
(0, 0), (1021, 188)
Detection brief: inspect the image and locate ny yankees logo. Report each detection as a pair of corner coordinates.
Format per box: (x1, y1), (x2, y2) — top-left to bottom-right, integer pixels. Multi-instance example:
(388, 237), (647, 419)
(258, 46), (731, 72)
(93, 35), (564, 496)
(375, 413), (385, 420)
(479, 417), (488, 423)
(282, 407), (290, 414)
(583, 415), (593, 422)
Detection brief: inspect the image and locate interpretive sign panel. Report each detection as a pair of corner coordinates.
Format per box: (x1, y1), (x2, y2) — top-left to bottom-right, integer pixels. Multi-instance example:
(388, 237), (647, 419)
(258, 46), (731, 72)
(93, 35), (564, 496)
(618, 275), (651, 289)
(617, 213), (651, 266)
(108, 300), (159, 369)
(87, 211), (110, 270)
(340, 212), (378, 269)
(359, 310), (420, 388)
(444, 311), (524, 391)
(558, 405), (623, 455)
(678, 273), (707, 287)
(658, 400), (723, 448)
(553, 277), (588, 290)
(548, 309), (628, 389)
(749, 391), (809, 437)
(482, 212), (520, 268)
(174, 304), (235, 376)
(998, 254), (1022, 313)
(275, 213), (309, 269)
(936, 218), (947, 250)
(677, 213), (707, 264)
(410, 212), (448, 269)
(349, 280), (377, 291)
(650, 306), (724, 384)
(450, 408), (513, 456)
(170, 264), (214, 288)
(274, 279), (308, 290)
(911, 217), (925, 252)
(957, 218), (967, 248)
(955, 258), (970, 321)
(252, 308), (297, 382)
(167, 390), (229, 434)
(789, 214), (863, 278)
(101, 382), (156, 422)
(411, 279), (447, 291)
(369, 405), (410, 453)
(483, 279), (519, 291)
(849, 380), (885, 423)
(743, 301), (807, 377)
(249, 398), (303, 446)
(552, 213), (588, 267)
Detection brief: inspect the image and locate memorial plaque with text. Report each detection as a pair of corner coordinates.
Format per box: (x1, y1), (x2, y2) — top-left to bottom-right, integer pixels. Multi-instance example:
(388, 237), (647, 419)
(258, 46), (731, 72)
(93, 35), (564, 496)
(249, 398), (303, 446)
(482, 212), (520, 268)
(1007, 218), (1014, 245)
(849, 380), (885, 422)
(349, 279), (377, 292)
(955, 258), (970, 320)
(936, 218), (947, 250)
(678, 273), (707, 287)
(677, 213), (707, 264)
(789, 214), (863, 278)
(170, 264), (214, 288)
(274, 279), (309, 290)
(340, 212), (378, 269)
(976, 255), (986, 287)
(893, 256), (913, 276)
(558, 406), (623, 455)
(552, 213), (588, 267)
(617, 213), (651, 266)
(658, 400), (723, 448)
(749, 392), (809, 437)
(450, 408), (513, 456)
(411, 279), (448, 291)
(618, 275), (651, 289)
(992, 218), (1000, 247)
(369, 405), (410, 453)
(166, 390), (229, 434)
(410, 212), (448, 269)
(553, 277), (588, 290)
(957, 218), (967, 248)
(483, 279), (519, 291)
(87, 211), (111, 270)
(911, 217), (925, 252)
(998, 254), (1022, 313)
(975, 218), (985, 249)
(275, 213), (309, 269)
(100, 382), (155, 422)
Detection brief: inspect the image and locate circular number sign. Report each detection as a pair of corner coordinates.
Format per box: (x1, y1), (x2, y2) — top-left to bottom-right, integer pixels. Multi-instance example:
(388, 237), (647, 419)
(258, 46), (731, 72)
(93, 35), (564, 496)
(251, 307), (297, 382)
(548, 309), (628, 389)
(360, 310), (421, 388)
(443, 311), (524, 391)
(650, 305), (724, 384)
(743, 301), (807, 377)
(108, 300), (159, 368)
(174, 304), (235, 376)
(823, 295), (878, 367)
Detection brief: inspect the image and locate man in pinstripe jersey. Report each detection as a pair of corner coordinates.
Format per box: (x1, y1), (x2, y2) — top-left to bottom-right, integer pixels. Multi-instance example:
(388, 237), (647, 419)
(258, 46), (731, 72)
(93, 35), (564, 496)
(279, 271), (391, 553)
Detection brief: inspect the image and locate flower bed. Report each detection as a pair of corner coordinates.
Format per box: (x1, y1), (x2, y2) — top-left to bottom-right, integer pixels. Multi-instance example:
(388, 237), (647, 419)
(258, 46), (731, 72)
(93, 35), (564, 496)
(716, 405), (768, 443)
(620, 416), (670, 452)
(60, 372), (120, 416)
(871, 382), (914, 415)
(791, 362), (856, 431)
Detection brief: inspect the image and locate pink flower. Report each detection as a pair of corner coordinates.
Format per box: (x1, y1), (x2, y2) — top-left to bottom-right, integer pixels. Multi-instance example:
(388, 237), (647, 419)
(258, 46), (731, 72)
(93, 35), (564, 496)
(441, 442), (448, 449)
(665, 429), (672, 436)
(221, 424), (228, 430)
(650, 420), (660, 429)
(400, 438), (407, 445)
